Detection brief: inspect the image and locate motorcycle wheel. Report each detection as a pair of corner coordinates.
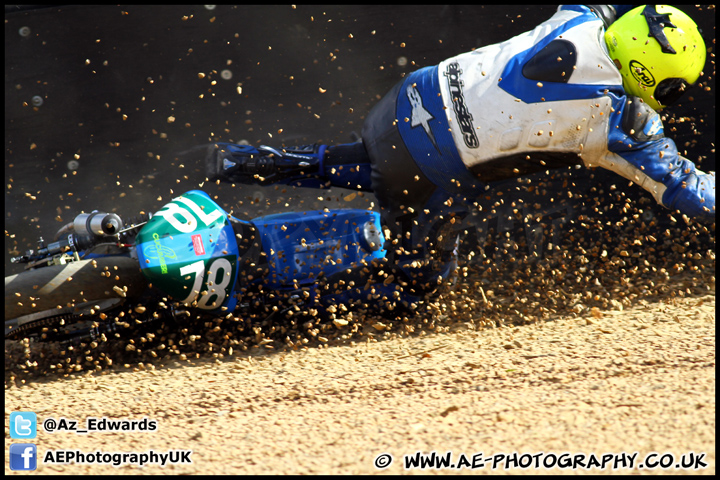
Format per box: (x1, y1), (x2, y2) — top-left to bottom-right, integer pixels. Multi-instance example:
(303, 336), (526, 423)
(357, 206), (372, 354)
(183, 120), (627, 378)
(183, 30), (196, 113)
(5, 256), (146, 342)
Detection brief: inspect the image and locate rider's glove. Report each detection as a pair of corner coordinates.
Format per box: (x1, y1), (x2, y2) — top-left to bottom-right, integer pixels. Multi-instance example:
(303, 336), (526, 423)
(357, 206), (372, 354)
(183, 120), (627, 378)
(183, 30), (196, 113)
(589, 96), (715, 222)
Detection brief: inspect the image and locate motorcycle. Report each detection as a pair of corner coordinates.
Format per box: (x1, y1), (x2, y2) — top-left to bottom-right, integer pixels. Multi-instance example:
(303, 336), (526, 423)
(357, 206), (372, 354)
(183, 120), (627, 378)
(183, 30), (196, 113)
(7, 166), (704, 345)
(5, 190), (388, 343)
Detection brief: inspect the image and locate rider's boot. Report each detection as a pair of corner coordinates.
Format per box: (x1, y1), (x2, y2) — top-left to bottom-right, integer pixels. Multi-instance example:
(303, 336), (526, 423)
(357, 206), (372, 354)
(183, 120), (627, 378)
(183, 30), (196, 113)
(206, 142), (327, 185)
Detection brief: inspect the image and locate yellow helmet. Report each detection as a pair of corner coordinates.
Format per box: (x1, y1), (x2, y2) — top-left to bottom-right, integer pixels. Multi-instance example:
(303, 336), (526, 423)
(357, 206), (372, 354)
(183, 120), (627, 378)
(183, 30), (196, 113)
(604, 5), (706, 110)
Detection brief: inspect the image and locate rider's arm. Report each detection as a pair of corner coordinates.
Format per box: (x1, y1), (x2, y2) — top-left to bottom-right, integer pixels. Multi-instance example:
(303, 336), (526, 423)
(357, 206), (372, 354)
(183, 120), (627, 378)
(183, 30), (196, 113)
(585, 94), (715, 221)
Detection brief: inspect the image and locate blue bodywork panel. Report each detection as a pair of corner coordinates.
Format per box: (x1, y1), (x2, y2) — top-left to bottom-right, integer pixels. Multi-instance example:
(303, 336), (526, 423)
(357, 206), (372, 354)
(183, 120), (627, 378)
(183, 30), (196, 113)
(252, 209), (386, 288)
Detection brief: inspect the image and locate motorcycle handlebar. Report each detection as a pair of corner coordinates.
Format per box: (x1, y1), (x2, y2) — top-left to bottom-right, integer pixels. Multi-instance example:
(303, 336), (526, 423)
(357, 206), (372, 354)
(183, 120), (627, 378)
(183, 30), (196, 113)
(10, 211), (123, 264)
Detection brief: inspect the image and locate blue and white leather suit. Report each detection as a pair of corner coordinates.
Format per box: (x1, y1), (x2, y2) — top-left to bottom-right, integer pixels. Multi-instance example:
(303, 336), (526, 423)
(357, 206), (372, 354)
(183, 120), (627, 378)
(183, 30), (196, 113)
(391, 5), (714, 221)
(214, 5), (715, 308)
(323, 4), (713, 299)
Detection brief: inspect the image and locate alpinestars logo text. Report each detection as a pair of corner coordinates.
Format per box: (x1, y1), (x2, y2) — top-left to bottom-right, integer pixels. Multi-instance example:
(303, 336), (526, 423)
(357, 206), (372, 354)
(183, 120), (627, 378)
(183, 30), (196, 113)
(444, 62), (479, 148)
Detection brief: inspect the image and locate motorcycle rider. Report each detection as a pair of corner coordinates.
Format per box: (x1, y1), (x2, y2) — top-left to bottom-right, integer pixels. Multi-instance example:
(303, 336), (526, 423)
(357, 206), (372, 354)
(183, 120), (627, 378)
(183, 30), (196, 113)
(205, 5), (715, 306)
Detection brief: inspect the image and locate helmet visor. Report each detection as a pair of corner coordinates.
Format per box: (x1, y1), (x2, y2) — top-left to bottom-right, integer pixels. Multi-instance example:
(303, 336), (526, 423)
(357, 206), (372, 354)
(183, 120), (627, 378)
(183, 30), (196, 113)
(655, 78), (690, 107)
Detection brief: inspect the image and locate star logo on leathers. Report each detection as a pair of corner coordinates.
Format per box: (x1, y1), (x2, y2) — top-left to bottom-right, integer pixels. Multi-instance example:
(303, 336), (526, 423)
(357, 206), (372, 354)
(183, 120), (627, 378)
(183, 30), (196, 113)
(406, 84), (440, 153)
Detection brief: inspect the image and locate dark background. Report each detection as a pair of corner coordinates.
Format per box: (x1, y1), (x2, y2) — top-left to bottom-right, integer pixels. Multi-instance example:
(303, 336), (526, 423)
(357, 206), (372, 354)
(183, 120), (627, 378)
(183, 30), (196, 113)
(5, 5), (715, 275)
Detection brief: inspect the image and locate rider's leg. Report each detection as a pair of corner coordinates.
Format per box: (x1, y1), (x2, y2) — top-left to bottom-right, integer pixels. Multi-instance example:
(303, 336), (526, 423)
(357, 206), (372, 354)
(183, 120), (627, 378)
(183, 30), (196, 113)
(361, 78), (439, 228)
(323, 141), (374, 191)
(357, 77), (471, 298)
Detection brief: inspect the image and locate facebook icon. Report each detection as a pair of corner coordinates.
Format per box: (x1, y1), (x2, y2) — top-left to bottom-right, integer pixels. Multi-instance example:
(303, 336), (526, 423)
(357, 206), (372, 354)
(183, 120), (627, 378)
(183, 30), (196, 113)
(10, 443), (37, 471)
